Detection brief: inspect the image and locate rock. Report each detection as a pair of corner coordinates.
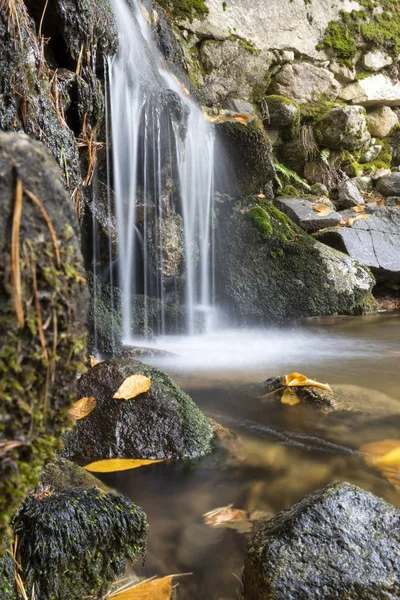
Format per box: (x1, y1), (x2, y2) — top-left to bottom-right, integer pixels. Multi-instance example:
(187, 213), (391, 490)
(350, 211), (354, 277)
(315, 207), (400, 282)
(376, 172), (400, 196)
(386, 196), (400, 206)
(352, 176), (373, 191)
(199, 39), (272, 105)
(244, 482), (400, 600)
(0, 133), (88, 537)
(263, 375), (338, 411)
(270, 62), (340, 104)
(40, 457), (107, 494)
(389, 125), (400, 166)
(274, 198), (342, 232)
(216, 120), (275, 195)
(62, 357), (214, 463)
(215, 199), (374, 324)
(278, 139), (308, 174)
(304, 161), (329, 186)
(150, 210), (183, 279)
(315, 105), (371, 151)
(337, 180), (365, 209)
(367, 106), (398, 138)
(362, 49), (393, 72)
(222, 99), (254, 114)
(359, 144), (382, 164)
(262, 95), (300, 128)
(329, 59), (356, 82)
(0, 549), (16, 600)
(310, 183), (329, 196)
(340, 74), (400, 107)
(13, 488), (147, 600)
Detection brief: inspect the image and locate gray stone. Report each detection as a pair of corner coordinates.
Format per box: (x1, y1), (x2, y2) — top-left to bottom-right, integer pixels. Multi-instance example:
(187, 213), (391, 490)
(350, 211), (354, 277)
(352, 176), (373, 191)
(367, 106), (398, 138)
(244, 482), (400, 600)
(359, 144), (382, 164)
(386, 196), (400, 206)
(263, 95), (300, 128)
(376, 172), (400, 196)
(315, 105), (371, 151)
(362, 49), (393, 72)
(274, 198), (342, 232)
(316, 207), (400, 280)
(329, 59), (356, 83)
(340, 74), (400, 107)
(270, 62), (340, 104)
(310, 183), (329, 196)
(337, 180), (365, 209)
(222, 99), (254, 114)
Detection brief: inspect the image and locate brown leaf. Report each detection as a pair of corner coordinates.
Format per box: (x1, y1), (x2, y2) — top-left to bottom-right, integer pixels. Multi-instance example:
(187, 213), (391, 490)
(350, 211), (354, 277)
(203, 113), (250, 125)
(113, 375), (151, 400)
(110, 577), (173, 600)
(312, 203), (333, 216)
(84, 458), (163, 473)
(353, 205), (366, 213)
(69, 397), (96, 420)
(285, 372), (333, 392)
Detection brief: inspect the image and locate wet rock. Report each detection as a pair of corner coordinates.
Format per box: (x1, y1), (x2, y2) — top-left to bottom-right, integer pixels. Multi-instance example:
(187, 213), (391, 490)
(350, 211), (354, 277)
(362, 49), (393, 72)
(244, 482), (400, 600)
(367, 106), (398, 138)
(40, 457), (107, 493)
(119, 346), (178, 359)
(215, 199), (374, 324)
(337, 179), (365, 209)
(315, 105), (371, 151)
(62, 357), (214, 463)
(0, 549), (16, 600)
(263, 375), (338, 411)
(13, 487), (147, 600)
(376, 172), (400, 196)
(0, 133), (88, 537)
(150, 210), (184, 279)
(274, 198), (342, 232)
(270, 62), (340, 105)
(262, 95), (300, 129)
(315, 206), (400, 282)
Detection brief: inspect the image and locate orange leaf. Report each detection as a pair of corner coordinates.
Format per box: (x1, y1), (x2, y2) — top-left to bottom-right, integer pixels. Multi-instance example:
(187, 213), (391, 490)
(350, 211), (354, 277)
(110, 577), (173, 600)
(353, 205), (366, 213)
(69, 397), (96, 420)
(84, 458), (163, 473)
(90, 355), (102, 367)
(360, 439), (400, 489)
(113, 375), (151, 400)
(312, 204), (333, 216)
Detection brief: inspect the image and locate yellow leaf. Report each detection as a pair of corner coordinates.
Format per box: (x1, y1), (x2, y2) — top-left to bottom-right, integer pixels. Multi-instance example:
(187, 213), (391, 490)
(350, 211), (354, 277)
(281, 388), (301, 406)
(376, 446), (400, 467)
(285, 372), (333, 392)
(113, 375), (151, 400)
(312, 204), (333, 216)
(90, 355), (101, 367)
(360, 439), (400, 489)
(84, 458), (163, 473)
(68, 397), (96, 420)
(110, 577), (173, 600)
(353, 205), (366, 213)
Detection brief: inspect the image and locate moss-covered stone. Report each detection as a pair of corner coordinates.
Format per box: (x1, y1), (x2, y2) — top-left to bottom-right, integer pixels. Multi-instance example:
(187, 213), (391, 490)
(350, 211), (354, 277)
(13, 487), (147, 600)
(0, 548), (17, 600)
(62, 357), (214, 463)
(157, 0), (208, 21)
(0, 133), (88, 541)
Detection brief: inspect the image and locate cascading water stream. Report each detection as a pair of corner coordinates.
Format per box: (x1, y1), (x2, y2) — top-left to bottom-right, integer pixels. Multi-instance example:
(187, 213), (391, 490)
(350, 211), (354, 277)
(107, 0), (215, 342)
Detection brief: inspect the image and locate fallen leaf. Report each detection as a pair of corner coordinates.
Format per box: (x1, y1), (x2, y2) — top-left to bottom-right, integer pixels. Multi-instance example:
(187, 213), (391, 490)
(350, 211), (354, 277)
(113, 375), (151, 400)
(84, 458), (163, 473)
(360, 439), (400, 489)
(376, 446), (400, 467)
(90, 355), (102, 367)
(110, 577), (173, 600)
(203, 505), (271, 534)
(353, 205), (366, 213)
(312, 204), (333, 216)
(341, 214), (369, 227)
(68, 397), (96, 420)
(281, 387), (301, 406)
(285, 372), (333, 392)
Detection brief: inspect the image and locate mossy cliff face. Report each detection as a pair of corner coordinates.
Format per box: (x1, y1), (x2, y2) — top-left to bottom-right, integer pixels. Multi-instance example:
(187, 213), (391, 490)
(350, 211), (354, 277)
(215, 198), (374, 323)
(13, 487), (147, 600)
(0, 133), (88, 542)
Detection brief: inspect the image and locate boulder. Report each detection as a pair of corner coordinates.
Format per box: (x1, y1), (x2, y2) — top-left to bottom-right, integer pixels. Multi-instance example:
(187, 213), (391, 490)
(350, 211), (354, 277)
(262, 95), (300, 129)
(274, 198), (342, 232)
(62, 358), (214, 463)
(315, 207), (400, 282)
(340, 74), (400, 107)
(329, 59), (356, 83)
(362, 49), (393, 72)
(270, 62), (340, 104)
(367, 106), (398, 138)
(337, 180), (365, 209)
(215, 199), (374, 324)
(244, 482), (400, 600)
(0, 133), (88, 538)
(376, 171), (400, 196)
(315, 105), (371, 151)
(13, 488), (147, 600)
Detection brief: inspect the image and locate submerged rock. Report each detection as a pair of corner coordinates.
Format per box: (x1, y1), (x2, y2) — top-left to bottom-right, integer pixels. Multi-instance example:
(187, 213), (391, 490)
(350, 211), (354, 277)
(13, 487), (147, 600)
(62, 358), (214, 463)
(0, 133), (88, 538)
(215, 199), (375, 323)
(244, 482), (400, 599)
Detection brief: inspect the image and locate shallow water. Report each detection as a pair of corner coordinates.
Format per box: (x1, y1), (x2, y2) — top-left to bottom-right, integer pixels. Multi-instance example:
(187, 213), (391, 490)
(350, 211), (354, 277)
(101, 314), (400, 599)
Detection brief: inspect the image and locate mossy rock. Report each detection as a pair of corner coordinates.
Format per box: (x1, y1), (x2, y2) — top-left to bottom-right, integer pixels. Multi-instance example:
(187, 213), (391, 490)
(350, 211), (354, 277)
(13, 487), (147, 600)
(156, 0), (208, 21)
(215, 198), (375, 324)
(262, 95), (300, 135)
(62, 358), (214, 463)
(40, 457), (109, 493)
(0, 548), (17, 600)
(0, 133), (88, 540)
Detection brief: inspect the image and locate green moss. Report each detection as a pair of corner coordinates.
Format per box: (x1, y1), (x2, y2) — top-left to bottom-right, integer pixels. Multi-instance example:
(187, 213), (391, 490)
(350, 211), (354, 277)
(300, 98), (337, 121)
(157, 0), (209, 20)
(249, 207), (273, 236)
(347, 158), (390, 176)
(376, 137), (393, 165)
(279, 185), (300, 197)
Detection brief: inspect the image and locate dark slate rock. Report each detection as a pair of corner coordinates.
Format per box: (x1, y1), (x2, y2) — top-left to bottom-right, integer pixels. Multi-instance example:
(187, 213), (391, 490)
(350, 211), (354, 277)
(337, 180), (365, 209)
(274, 198), (342, 232)
(244, 482), (400, 600)
(62, 357), (214, 464)
(315, 207), (400, 280)
(376, 172), (400, 196)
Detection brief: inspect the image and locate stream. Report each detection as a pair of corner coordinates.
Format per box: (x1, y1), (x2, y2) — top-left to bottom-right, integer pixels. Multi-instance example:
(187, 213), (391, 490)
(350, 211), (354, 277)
(99, 313), (400, 599)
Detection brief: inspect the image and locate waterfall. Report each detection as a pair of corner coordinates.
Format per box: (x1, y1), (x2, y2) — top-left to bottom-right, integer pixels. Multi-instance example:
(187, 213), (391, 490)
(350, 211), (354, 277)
(107, 0), (215, 342)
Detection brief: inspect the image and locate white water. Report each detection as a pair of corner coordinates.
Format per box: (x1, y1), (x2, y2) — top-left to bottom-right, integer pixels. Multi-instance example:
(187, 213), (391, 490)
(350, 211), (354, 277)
(108, 0), (215, 341)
